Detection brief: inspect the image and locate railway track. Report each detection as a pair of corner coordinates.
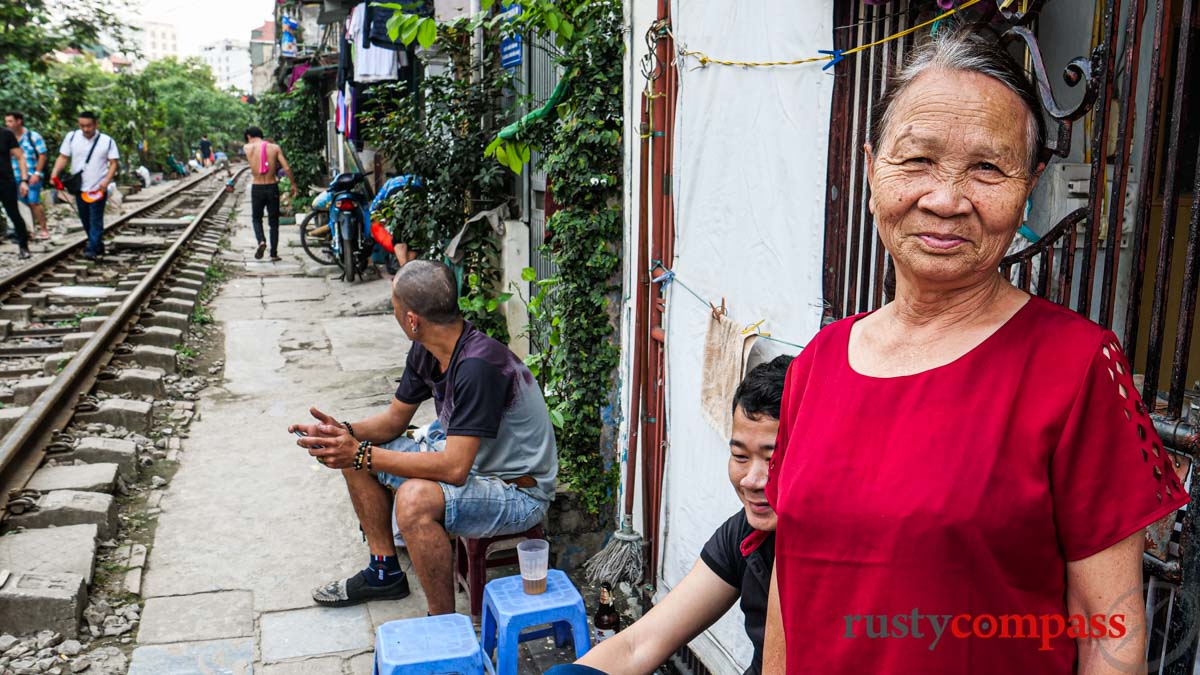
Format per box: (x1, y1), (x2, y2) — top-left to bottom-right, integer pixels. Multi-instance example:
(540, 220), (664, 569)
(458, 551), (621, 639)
(0, 168), (247, 536)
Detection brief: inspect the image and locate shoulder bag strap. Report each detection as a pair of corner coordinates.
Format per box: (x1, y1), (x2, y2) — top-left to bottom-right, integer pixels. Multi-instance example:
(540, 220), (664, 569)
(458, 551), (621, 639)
(83, 133), (101, 164)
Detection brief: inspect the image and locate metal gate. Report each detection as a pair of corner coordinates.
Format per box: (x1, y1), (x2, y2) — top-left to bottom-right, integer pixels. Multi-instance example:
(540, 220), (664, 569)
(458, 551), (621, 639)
(824, 1), (1200, 671)
(523, 30), (559, 283)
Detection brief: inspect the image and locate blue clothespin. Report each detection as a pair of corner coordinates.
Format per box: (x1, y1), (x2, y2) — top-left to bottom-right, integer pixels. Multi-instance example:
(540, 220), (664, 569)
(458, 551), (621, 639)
(652, 270), (675, 286)
(819, 49), (845, 71)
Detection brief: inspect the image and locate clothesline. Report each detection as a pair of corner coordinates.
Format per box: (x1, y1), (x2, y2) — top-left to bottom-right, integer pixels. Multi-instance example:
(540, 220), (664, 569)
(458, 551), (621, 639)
(676, 0), (1013, 71)
(649, 262), (808, 352)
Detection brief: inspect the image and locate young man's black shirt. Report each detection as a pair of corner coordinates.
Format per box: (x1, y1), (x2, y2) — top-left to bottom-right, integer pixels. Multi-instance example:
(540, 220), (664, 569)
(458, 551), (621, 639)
(699, 510), (776, 675)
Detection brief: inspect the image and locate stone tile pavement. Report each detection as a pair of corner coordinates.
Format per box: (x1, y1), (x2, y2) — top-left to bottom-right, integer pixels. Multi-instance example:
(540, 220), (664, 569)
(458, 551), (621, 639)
(129, 199), (576, 673)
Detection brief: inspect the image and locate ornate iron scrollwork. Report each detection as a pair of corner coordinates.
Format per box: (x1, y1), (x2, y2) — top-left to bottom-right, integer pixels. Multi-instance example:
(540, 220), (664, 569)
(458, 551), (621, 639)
(1001, 24), (1105, 160)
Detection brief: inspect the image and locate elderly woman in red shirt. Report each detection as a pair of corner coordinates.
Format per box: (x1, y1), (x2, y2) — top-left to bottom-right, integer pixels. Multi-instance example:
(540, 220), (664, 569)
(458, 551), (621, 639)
(763, 27), (1188, 674)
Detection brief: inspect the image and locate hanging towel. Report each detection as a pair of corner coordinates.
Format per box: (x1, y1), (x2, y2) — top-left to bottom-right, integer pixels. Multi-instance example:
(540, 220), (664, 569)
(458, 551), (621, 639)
(258, 141), (270, 175)
(701, 312), (759, 438)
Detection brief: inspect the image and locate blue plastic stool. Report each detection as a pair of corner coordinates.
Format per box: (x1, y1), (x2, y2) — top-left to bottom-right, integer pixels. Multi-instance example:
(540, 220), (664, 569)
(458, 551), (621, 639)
(374, 613), (495, 675)
(480, 570), (591, 675)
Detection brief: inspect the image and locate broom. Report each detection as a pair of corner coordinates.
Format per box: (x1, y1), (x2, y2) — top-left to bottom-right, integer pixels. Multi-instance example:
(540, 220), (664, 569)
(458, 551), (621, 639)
(584, 90), (654, 588)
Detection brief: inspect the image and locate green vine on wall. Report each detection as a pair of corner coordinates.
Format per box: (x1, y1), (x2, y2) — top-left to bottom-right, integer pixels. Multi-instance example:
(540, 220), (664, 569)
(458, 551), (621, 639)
(530, 1), (624, 514)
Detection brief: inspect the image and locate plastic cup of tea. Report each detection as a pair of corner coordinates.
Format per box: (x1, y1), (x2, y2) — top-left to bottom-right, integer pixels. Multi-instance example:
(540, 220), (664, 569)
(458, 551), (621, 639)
(517, 539), (550, 595)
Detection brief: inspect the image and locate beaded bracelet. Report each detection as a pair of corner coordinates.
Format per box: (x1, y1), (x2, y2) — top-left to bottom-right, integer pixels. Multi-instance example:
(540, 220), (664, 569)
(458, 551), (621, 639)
(354, 440), (373, 471)
(343, 421), (356, 439)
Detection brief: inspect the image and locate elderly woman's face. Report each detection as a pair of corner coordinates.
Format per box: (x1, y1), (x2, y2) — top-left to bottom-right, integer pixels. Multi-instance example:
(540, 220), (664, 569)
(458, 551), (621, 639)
(867, 69), (1038, 287)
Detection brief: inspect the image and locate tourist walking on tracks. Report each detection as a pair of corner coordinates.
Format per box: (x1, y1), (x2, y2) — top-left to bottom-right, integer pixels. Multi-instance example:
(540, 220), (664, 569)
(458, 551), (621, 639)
(0, 123), (32, 259)
(49, 111), (119, 260)
(199, 134), (213, 168)
(291, 261), (558, 615)
(5, 112), (50, 242)
(243, 126), (297, 262)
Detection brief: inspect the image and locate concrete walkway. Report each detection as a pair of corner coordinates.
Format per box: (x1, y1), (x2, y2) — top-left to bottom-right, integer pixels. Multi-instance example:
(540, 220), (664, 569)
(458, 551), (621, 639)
(130, 196), (569, 673)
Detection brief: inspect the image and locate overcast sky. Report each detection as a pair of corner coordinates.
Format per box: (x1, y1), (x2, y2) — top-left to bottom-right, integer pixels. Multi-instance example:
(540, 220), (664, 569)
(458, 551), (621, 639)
(137, 0), (275, 57)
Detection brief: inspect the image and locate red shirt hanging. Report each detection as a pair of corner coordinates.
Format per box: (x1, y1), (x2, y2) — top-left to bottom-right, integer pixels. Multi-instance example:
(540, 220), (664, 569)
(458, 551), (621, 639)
(766, 296), (1188, 673)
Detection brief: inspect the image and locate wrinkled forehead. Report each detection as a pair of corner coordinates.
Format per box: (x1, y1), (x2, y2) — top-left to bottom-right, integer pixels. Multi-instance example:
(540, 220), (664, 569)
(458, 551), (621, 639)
(882, 69), (1031, 160)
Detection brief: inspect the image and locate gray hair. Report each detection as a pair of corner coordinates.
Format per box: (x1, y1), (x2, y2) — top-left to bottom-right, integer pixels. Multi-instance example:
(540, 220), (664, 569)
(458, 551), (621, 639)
(392, 260), (461, 324)
(869, 26), (1046, 173)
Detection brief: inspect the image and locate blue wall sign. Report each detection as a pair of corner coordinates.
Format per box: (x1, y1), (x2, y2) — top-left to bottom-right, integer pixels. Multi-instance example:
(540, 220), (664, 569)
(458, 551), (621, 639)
(500, 3), (522, 71)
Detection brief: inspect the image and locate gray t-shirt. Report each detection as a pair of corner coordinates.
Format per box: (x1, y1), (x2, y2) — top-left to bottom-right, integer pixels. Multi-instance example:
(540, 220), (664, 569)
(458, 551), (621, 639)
(394, 322), (558, 501)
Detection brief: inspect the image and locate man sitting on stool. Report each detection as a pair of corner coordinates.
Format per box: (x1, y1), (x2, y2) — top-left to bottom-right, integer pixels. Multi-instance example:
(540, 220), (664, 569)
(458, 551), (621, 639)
(291, 260), (558, 614)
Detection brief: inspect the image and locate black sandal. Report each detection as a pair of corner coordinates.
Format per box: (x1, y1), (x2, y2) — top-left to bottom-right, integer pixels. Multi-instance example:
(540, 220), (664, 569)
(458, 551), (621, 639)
(254, 242), (266, 260)
(311, 571), (410, 607)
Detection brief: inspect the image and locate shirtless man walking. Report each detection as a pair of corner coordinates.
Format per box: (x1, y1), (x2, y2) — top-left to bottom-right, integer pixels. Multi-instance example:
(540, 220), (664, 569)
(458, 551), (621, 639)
(243, 126), (297, 261)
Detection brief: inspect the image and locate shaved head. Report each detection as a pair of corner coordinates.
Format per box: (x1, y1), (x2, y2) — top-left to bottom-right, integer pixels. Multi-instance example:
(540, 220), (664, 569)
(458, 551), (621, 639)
(392, 260), (460, 324)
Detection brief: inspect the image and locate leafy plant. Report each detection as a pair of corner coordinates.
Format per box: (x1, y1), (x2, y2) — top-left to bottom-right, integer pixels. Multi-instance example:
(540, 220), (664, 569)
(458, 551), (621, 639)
(372, 0), (579, 174)
(0, 0), (139, 70)
(511, 268), (565, 429)
(363, 24), (512, 341)
(191, 306), (213, 326)
(173, 344), (198, 360)
(0, 56), (251, 175)
(460, 272), (513, 318)
(540, 1), (624, 513)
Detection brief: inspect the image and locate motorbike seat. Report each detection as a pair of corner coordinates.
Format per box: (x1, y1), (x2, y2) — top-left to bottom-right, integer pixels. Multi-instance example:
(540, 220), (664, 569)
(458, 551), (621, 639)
(329, 172), (367, 192)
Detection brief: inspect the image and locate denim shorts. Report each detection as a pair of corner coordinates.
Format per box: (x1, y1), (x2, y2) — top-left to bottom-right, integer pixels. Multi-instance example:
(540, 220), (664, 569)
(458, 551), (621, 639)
(375, 429), (548, 539)
(19, 182), (41, 206)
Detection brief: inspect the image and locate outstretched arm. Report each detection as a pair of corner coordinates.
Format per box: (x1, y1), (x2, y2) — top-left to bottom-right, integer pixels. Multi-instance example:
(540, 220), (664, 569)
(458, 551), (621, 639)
(290, 400), (418, 446)
(576, 560), (739, 674)
(276, 147), (297, 197)
(50, 153), (68, 181)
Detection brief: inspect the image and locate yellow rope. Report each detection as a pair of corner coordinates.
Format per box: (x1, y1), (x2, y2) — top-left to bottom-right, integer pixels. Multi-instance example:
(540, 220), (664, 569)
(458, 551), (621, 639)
(844, 0), (983, 55)
(679, 52), (832, 68)
(679, 0), (1017, 69)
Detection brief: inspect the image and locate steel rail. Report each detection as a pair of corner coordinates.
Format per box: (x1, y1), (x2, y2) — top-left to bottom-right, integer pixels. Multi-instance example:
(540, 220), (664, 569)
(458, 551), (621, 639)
(0, 167), (248, 514)
(0, 169), (218, 298)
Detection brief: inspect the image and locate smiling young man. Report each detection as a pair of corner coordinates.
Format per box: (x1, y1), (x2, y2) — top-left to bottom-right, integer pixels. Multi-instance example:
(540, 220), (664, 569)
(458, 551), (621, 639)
(549, 355), (792, 675)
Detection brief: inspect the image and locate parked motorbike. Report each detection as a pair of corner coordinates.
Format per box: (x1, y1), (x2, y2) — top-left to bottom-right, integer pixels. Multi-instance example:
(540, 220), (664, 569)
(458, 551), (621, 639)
(299, 172), (398, 281)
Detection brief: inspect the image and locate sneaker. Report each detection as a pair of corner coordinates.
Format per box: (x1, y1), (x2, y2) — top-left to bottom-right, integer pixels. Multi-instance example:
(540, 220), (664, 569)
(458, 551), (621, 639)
(312, 571), (410, 607)
(254, 242), (266, 260)
(17, 248), (30, 260)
